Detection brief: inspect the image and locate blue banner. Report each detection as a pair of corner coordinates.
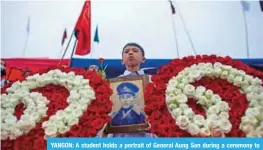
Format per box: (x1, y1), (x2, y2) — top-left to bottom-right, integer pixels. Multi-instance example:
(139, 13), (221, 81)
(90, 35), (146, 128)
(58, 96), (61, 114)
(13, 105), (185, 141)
(47, 138), (263, 150)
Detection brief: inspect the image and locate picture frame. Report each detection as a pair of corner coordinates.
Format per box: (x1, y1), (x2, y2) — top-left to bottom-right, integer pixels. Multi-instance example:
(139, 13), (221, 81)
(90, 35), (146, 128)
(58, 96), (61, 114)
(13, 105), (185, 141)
(104, 75), (150, 134)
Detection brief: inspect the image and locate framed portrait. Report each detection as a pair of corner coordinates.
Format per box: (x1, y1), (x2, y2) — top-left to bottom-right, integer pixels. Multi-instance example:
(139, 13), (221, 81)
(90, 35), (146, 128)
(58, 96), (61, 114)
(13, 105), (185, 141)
(104, 75), (150, 133)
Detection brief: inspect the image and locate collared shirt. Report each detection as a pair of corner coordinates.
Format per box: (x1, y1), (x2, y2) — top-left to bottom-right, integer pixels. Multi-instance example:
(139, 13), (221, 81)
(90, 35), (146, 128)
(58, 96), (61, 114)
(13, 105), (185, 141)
(119, 69), (145, 77)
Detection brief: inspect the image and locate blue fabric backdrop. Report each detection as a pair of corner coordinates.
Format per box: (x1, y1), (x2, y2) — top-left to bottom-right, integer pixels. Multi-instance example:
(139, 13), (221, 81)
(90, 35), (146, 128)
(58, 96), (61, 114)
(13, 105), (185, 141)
(70, 58), (263, 78)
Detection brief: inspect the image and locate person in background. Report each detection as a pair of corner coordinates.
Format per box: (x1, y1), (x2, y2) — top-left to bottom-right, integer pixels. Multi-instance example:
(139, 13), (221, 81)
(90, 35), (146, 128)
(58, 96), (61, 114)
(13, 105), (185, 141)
(1, 60), (8, 88)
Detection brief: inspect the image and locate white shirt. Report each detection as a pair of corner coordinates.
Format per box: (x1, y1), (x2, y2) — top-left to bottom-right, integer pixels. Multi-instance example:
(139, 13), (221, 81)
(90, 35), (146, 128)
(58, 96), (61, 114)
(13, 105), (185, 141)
(119, 69), (145, 77)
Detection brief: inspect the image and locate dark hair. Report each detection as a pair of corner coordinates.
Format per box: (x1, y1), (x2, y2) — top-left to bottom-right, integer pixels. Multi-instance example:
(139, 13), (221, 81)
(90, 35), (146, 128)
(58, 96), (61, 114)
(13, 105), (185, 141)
(122, 43), (145, 56)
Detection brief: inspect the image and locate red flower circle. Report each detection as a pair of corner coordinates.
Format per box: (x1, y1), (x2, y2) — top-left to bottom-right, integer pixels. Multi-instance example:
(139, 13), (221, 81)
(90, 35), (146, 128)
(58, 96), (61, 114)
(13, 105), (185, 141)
(1, 67), (112, 149)
(145, 55), (263, 137)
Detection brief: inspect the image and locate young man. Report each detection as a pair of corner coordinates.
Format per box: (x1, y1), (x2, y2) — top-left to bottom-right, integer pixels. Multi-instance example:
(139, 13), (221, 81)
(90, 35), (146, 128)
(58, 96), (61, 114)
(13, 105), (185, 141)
(119, 43), (146, 77)
(108, 43), (153, 137)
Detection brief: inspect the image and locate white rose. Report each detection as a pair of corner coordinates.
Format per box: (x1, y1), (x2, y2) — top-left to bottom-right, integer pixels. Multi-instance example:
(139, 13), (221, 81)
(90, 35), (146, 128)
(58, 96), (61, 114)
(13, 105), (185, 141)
(196, 86), (206, 94)
(241, 116), (258, 127)
(190, 70), (202, 80)
(72, 109), (84, 118)
(1, 131), (9, 140)
(213, 62), (223, 69)
(217, 101), (229, 112)
(211, 128), (224, 137)
(220, 71), (229, 80)
(166, 84), (176, 94)
(166, 94), (176, 104)
(204, 68), (213, 77)
(181, 78), (190, 84)
(207, 105), (220, 115)
(179, 103), (188, 109)
(17, 120), (35, 132)
(183, 108), (194, 119)
(220, 120), (232, 133)
(58, 126), (70, 134)
(196, 95), (207, 105)
(214, 68), (222, 78)
(183, 84), (195, 97)
(187, 123), (200, 135)
(45, 127), (57, 137)
(176, 115), (189, 129)
(211, 94), (221, 104)
(233, 76), (243, 87)
(168, 103), (178, 110)
(244, 86), (254, 93)
(86, 90), (95, 99)
(67, 117), (79, 126)
(246, 92), (258, 102)
(169, 78), (178, 87)
(30, 113), (41, 121)
(219, 112), (229, 120)
(175, 94), (188, 103)
(193, 115), (205, 126)
(177, 83), (186, 90)
(204, 90), (213, 99)
(4, 116), (17, 124)
(256, 126), (263, 137)
(251, 77), (262, 86)
(207, 119), (219, 129)
(172, 108), (183, 118)
(241, 124), (254, 134)
(205, 98), (213, 107)
(200, 127), (211, 137)
(246, 130), (258, 137)
(11, 128), (23, 139)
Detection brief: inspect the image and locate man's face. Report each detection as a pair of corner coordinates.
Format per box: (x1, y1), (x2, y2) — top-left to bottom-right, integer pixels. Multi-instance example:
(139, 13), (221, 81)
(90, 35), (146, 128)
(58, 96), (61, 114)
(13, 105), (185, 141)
(122, 46), (145, 66)
(119, 93), (135, 108)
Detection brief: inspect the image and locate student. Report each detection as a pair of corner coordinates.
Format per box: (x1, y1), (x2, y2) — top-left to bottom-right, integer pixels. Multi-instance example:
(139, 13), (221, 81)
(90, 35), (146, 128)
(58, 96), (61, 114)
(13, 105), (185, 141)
(105, 42), (153, 137)
(119, 42), (146, 77)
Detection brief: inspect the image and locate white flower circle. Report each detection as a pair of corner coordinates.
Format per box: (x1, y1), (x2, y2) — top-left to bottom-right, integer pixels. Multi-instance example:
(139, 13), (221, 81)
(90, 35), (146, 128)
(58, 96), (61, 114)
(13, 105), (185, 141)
(166, 62), (263, 137)
(1, 69), (95, 140)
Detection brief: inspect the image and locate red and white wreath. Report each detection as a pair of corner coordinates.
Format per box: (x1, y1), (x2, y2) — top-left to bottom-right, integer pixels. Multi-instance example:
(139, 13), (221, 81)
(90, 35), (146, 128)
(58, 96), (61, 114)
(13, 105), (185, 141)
(145, 55), (263, 137)
(1, 67), (112, 150)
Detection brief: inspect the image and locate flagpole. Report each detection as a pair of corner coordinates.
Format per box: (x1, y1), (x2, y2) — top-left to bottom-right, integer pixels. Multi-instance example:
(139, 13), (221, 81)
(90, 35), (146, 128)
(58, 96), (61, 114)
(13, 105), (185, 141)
(23, 33), (29, 56)
(168, 0), (179, 58)
(69, 38), (78, 67)
(171, 15), (180, 58)
(173, 1), (197, 56)
(242, 9), (250, 58)
(58, 30), (74, 66)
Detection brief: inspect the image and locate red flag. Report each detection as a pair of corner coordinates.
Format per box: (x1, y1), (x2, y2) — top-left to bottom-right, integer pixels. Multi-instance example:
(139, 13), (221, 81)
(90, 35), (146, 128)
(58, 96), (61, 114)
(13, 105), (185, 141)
(61, 29), (67, 45)
(74, 1), (91, 55)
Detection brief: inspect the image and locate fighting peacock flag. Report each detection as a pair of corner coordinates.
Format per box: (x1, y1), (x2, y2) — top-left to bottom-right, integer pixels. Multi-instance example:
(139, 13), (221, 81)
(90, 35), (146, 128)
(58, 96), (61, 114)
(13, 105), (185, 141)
(74, 1), (91, 56)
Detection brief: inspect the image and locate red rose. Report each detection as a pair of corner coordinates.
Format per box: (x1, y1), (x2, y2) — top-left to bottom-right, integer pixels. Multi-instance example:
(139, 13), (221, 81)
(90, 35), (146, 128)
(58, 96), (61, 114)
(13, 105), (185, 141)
(90, 118), (106, 130)
(98, 58), (104, 63)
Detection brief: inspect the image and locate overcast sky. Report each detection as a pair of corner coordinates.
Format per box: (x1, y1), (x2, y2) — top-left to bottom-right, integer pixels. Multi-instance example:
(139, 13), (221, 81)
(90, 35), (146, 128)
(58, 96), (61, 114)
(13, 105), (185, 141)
(1, 0), (263, 59)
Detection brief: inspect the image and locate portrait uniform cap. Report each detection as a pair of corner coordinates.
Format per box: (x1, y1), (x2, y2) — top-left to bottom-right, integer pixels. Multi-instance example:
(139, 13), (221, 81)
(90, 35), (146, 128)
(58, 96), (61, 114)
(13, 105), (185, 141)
(117, 82), (139, 96)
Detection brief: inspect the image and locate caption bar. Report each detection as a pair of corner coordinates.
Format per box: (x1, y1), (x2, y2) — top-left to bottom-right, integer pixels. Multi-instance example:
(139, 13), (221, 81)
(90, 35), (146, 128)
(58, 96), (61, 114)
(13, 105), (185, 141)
(47, 138), (263, 150)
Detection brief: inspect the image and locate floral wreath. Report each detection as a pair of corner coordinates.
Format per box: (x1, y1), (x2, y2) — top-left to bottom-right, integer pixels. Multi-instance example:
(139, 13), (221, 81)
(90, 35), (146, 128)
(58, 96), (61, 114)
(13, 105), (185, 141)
(145, 55), (263, 137)
(1, 67), (112, 150)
